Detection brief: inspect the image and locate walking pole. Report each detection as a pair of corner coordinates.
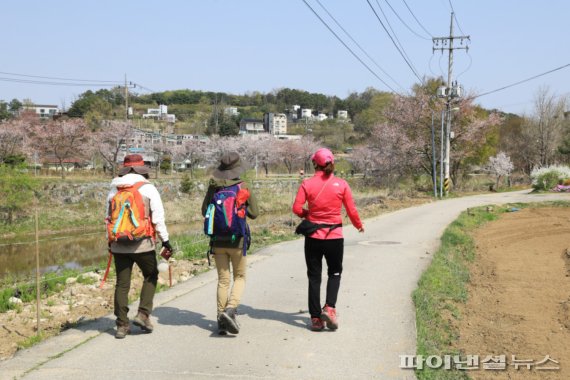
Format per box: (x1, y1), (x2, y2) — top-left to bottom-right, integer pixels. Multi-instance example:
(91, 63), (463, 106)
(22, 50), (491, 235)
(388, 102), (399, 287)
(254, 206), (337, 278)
(35, 209), (41, 335)
(99, 250), (113, 289)
(168, 264), (172, 288)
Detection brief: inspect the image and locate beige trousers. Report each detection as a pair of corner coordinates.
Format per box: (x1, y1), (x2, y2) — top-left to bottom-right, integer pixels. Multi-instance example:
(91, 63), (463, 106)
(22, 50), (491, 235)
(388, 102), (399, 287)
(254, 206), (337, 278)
(213, 247), (247, 315)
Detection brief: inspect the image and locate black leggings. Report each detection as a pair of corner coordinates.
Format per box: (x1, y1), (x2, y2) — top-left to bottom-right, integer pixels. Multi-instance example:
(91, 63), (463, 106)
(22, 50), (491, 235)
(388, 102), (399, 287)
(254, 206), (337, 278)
(304, 237), (344, 318)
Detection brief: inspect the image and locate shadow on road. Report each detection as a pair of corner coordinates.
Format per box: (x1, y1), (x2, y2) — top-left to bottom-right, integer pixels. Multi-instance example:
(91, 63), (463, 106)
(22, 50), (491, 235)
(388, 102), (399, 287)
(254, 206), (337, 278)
(238, 304), (307, 329)
(153, 306), (215, 331)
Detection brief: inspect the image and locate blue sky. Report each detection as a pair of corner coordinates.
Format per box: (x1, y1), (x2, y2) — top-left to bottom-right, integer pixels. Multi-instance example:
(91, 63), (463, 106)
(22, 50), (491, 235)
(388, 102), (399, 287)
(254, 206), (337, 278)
(2, 0), (569, 115)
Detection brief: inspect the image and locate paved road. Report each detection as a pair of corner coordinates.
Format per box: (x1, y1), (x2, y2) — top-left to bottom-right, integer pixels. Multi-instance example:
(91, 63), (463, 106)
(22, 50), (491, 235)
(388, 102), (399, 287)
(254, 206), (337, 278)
(2, 191), (568, 379)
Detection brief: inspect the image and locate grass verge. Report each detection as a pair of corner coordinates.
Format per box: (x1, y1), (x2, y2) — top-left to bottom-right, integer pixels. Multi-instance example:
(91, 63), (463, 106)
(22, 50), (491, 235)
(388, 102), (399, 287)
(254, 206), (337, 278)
(412, 205), (499, 379)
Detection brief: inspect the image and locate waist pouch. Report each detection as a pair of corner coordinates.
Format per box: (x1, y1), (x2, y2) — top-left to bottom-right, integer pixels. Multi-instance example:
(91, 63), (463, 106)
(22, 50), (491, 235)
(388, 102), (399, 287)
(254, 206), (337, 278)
(295, 219), (342, 237)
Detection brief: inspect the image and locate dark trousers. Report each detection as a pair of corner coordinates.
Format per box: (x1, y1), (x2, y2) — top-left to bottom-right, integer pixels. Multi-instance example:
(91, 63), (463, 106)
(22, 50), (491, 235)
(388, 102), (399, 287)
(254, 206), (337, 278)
(113, 251), (158, 325)
(304, 237), (344, 318)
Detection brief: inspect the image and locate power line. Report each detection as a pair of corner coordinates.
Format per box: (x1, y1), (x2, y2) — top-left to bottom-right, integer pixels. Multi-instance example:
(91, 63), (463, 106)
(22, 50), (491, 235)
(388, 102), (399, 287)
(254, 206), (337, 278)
(384, 0), (430, 40)
(314, 0), (406, 92)
(0, 76), (122, 87)
(131, 82), (157, 93)
(474, 63), (570, 99)
(401, 0), (433, 37)
(365, 0), (424, 84)
(301, 0), (397, 92)
(447, 0), (465, 36)
(373, 0), (421, 76)
(0, 71), (122, 83)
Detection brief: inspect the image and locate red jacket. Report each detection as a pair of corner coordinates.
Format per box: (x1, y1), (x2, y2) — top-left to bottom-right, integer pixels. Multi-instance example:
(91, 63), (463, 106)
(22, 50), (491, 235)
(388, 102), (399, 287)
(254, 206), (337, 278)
(292, 171), (363, 239)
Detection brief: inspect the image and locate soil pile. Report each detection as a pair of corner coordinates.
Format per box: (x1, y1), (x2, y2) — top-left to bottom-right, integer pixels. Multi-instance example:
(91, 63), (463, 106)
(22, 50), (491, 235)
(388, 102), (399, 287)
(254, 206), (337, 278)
(457, 207), (570, 379)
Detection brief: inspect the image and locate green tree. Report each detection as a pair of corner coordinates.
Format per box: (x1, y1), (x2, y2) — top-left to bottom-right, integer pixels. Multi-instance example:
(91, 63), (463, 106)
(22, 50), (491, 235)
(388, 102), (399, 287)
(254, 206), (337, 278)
(68, 91), (113, 120)
(8, 99), (22, 113)
(0, 101), (10, 121)
(160, 155), (172, 174)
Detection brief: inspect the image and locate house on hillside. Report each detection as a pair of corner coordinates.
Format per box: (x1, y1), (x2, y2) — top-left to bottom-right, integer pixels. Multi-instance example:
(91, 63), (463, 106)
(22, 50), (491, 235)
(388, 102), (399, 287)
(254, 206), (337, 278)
(142, 104), (176, 123)
(239, 118), (265, 135)
(264, 113), (287, 135)
(23, 104), (60, 119)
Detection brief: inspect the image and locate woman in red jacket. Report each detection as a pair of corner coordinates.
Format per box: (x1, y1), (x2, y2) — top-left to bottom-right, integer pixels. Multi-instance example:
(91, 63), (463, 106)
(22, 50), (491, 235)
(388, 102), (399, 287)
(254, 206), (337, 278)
(292, 148), (364, 331)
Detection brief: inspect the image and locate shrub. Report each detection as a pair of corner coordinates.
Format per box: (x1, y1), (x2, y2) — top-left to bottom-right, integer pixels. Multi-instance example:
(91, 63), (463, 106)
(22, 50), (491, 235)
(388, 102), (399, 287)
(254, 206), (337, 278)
(530, 165), (570, 191)
(180, 174), (193, 194)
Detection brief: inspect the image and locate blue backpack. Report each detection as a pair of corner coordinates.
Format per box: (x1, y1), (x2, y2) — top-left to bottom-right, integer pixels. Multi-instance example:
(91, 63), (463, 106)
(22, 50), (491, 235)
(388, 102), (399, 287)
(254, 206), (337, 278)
(204, 183), (250, 255)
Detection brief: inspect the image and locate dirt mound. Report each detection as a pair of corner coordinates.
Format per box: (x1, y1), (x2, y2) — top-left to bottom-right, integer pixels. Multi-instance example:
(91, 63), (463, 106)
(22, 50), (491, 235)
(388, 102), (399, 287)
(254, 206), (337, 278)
(456, 207), (570, 379)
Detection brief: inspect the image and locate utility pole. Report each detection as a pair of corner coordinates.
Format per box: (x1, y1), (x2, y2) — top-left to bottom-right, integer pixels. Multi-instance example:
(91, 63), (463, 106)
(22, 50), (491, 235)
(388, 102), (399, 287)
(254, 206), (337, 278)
(124, 73), (129, 121)
(433, 12), (469, 195)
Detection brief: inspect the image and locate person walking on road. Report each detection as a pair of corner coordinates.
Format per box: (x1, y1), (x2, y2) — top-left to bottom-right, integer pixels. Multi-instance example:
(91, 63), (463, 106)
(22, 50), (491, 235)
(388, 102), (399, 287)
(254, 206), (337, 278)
(106, 154), (173, 339)
(202, 152), (259, 335)
(292, 148), (364, 331)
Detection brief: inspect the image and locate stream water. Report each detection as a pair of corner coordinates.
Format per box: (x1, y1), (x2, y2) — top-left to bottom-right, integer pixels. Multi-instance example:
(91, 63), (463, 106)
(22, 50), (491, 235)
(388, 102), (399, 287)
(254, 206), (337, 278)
(0, 223), (200, 283)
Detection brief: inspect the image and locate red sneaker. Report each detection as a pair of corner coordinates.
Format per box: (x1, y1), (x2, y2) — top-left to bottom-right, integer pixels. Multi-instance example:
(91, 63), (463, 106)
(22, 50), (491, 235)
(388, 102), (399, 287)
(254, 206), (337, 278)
(310, 317), (325, 331)
(320, 305), (338, 330)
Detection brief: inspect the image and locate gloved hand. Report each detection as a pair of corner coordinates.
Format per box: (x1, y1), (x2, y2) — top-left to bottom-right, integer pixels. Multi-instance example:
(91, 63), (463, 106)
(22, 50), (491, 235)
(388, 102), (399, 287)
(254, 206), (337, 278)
(160, 240), (173, 260)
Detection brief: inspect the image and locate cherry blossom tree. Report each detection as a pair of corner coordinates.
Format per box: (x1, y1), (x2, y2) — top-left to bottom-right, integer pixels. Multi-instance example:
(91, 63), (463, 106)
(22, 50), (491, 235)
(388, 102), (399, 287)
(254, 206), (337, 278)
(95, 120), (135, 177)
(0, 119), (27, 164)
(28, 118), (90, 179)
(296, 135), (322, 173)
(487, 151), (513, 189)
(241, 135), (280, 177)
(172, 138), (213, 178)
(277, 139), (305, 174)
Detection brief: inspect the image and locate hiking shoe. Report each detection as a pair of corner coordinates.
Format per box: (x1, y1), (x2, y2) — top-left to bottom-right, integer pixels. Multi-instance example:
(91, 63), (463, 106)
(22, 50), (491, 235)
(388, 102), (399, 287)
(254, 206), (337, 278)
(220, 308), (240, 334)
(310, 317), (325, 331)
(115, 322), (130, 339)
(217, 315), (228, 336)
(133, 311), (154, 333)
(320, 305), (338, 330)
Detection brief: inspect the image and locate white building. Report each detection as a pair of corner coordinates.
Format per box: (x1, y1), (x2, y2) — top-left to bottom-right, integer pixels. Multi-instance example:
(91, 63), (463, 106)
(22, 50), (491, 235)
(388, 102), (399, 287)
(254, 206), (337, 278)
(143, 104), (176, 123)
(264, 113), (287, 135)
(239, 119), (265, 135)
(224, 107), (239, 116)
(24, 104), (59, 119)
(317, 113), (327, 121)
(337, 110), (348, 120)
(301, 108), (312, 119)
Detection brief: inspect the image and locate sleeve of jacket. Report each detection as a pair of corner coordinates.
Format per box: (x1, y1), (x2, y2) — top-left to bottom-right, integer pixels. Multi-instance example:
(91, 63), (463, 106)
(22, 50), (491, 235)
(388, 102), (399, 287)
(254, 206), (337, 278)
(342, 182), (363, 229)
(146, 184), (169, 242)
(245, 184), (259, 220)
(292, 181), (309, 218)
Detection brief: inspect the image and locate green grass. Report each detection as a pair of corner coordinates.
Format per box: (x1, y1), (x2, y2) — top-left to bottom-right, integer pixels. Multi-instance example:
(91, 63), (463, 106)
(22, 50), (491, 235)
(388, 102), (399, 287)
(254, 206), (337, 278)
(412, 205), (499, 380)
(17, 332), (44, 350)
(412, 201), (570, 379)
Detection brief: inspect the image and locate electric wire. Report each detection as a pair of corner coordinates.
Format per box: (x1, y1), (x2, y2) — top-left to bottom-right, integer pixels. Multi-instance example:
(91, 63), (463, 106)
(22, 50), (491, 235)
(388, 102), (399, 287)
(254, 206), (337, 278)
(131, 82), (156, 93)
(401, 0), (433, 38)
(474, 63), (570, 99)
(455, 50), (472, 80)
(0, 76), (122, 87)
(447, 0), (466, 36)
(373, 0), (421, 79)
(384, 0), (430, 40)
(0, 71), (122, 83)
(301, 0), (397, 92)
(365, 0), (424, 84)
(314, 0), (406, 92)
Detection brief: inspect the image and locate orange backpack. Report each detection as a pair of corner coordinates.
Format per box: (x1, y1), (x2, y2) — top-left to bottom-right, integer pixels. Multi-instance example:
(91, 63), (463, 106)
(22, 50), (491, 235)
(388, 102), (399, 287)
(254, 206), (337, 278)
(106, 182), (155, 243)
